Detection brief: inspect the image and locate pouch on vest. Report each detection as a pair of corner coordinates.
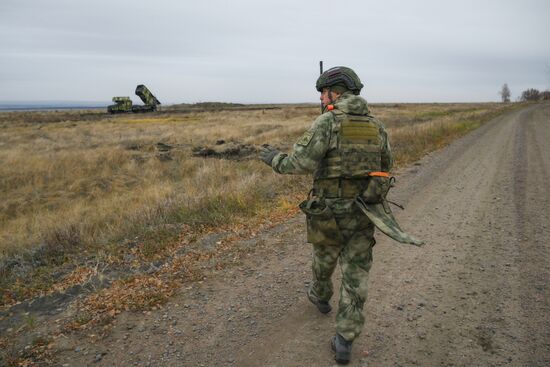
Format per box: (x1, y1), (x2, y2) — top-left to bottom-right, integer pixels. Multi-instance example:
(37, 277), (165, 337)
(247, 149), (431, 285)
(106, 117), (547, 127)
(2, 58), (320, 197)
(362, 176), (394, 204)
(299, 197), (343, 246)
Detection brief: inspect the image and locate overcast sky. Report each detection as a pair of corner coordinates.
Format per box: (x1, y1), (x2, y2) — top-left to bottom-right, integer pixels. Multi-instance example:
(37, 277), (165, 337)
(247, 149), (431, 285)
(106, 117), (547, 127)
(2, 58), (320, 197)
(0, 0), (548, 104)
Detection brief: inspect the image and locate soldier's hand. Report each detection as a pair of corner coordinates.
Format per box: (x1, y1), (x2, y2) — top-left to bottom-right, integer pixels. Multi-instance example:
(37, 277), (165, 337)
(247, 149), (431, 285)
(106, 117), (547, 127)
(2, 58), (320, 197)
(259, 144), (280, 166)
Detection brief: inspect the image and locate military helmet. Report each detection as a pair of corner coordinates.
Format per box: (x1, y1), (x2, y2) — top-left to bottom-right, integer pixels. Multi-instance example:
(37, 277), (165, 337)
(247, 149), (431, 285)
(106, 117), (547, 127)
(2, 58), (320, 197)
(316, 66), (363, 95)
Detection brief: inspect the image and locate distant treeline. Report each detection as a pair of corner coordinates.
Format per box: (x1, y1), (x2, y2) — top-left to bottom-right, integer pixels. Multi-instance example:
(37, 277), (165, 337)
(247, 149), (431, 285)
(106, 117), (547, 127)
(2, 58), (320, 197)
(519, 88), (550, 102)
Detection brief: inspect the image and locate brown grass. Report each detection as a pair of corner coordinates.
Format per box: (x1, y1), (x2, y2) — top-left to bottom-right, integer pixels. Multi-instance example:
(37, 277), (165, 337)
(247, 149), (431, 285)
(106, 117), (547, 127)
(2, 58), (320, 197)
(0, 102), (524, 305)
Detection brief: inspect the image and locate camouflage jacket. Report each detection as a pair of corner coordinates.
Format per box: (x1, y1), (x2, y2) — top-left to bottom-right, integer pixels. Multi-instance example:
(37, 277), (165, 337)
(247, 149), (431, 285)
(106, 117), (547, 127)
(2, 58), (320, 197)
(271, 92), (393, 177)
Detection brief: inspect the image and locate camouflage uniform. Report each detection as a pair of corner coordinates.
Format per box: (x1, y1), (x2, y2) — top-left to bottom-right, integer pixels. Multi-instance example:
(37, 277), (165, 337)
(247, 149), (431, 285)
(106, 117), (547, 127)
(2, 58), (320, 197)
(270, 91), (393, 341)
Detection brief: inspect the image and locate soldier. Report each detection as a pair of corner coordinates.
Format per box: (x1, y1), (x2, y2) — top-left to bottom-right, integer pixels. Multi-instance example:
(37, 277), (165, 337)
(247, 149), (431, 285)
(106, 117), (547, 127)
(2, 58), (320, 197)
(259, 66), (393, 364)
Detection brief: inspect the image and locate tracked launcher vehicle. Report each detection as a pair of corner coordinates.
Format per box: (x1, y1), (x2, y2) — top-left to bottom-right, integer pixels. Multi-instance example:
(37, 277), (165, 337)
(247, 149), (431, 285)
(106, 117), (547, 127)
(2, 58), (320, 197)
(107, 84), (161, 114)
(107, 96), (133, 114)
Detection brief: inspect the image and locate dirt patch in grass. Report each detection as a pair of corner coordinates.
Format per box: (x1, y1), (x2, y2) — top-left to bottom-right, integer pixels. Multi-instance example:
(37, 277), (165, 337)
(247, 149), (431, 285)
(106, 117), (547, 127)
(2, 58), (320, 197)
(192, 140), (259, 160)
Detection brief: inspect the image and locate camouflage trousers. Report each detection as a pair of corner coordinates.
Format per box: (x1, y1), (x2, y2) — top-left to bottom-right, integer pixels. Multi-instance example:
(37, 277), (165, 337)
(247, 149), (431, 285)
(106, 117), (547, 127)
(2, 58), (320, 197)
(306, 200), (375, 342)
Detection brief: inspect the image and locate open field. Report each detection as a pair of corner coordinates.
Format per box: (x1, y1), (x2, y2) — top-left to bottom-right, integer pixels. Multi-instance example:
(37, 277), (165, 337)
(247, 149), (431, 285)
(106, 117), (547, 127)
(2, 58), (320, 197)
(2, 101), (546, 367)
(0, 102), (524, 308)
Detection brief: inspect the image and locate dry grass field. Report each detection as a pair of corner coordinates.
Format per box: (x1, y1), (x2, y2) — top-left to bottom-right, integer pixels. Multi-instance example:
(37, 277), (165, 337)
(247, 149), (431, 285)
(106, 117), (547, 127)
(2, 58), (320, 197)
(0, 102), (523, 305)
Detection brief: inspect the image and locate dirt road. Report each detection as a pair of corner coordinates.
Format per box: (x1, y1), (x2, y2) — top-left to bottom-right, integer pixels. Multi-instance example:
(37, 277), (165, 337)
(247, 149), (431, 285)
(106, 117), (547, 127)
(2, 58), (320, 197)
(48, 102), (549, 366)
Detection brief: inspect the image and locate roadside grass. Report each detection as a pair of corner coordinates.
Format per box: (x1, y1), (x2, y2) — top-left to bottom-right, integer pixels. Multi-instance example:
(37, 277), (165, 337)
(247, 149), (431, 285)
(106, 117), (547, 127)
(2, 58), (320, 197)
(0, 102), (524, 307)
(388, 106), (514, 166)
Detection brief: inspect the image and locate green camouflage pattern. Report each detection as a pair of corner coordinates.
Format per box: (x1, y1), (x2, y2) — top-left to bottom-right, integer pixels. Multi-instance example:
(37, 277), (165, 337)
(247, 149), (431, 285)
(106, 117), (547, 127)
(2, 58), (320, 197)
(355, 198), (424, 246)
(269, 90), (422, 341)
(107, 96), (133, 114)
(299, 198), (343, 246)
(315, 110), (384, 179)
(316, 66), (364, 95)
(270, 92), (393, 342)
(362, 176), (392, 203)
(135, 84), (161, 107)
(271, 92), (393, 175)
(112, 96), (131, 103)
(107, 85), (160, 114)
(307, 203), (375, 341)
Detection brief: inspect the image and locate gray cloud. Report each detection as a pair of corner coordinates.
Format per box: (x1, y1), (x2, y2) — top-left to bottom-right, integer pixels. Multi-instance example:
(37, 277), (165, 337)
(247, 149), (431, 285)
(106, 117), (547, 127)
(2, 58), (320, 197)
(0, 0), (548, 103)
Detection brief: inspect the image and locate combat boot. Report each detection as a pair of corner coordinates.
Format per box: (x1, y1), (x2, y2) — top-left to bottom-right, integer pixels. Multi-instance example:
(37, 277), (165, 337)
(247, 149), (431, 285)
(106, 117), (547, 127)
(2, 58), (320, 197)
(331, 333), (352, 365)
(307, 292), (331, 314)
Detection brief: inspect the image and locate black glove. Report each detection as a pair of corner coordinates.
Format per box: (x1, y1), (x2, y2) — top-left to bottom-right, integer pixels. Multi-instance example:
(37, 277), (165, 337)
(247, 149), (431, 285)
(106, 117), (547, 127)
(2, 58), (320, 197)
(259, 144), (280, 166)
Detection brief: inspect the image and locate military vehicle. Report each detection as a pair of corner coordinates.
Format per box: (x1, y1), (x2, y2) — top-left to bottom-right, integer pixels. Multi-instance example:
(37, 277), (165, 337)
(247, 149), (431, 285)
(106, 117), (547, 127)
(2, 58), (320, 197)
(107, 96), (133, 114)
(107, 84), (161, 114)
(132, 84), (161, 112)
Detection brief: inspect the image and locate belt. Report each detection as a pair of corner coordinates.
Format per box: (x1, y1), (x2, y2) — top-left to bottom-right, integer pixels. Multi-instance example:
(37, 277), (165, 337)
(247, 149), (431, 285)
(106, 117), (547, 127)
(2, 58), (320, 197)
(312, 178), (369, 199)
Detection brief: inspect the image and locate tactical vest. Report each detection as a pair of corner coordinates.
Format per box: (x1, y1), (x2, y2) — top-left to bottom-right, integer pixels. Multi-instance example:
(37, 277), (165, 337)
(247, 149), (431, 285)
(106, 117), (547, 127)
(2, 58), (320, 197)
(314, 109), (383, 180)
